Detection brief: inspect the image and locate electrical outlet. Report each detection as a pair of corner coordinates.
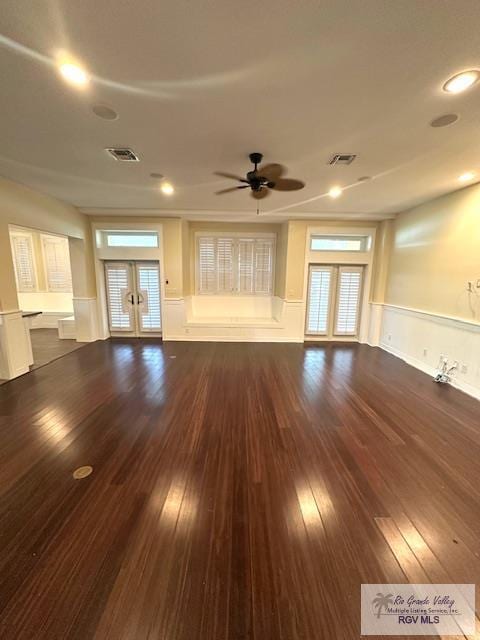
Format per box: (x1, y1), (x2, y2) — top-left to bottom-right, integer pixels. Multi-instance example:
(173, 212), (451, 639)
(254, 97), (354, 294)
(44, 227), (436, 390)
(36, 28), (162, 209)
(461, 364), (468, 374)
(387, 333), (392, 341)
(423, 348), (428, 357)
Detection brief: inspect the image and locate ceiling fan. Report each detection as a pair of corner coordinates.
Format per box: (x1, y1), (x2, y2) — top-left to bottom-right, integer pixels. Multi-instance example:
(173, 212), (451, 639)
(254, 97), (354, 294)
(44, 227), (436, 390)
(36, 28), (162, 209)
(214, 152), (305, 199)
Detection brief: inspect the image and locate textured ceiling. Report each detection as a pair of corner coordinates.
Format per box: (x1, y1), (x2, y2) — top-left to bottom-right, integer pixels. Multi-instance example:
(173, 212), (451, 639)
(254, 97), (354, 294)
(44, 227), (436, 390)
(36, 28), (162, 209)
(1, 0), (480, 221)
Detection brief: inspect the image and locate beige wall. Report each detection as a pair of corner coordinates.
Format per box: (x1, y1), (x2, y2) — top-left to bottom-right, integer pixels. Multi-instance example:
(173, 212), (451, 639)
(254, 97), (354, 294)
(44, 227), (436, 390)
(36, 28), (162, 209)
(371, 219), (393, 303)
(386, 183), (480, 321)
(0, 177), (96, 311)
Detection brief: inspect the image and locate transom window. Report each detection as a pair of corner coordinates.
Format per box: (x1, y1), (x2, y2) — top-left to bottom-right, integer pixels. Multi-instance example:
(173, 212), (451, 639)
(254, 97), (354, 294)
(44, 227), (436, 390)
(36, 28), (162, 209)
(106, 232), (158, 248)
(310, 235), (370, 252)
(197, 235), (275, 295)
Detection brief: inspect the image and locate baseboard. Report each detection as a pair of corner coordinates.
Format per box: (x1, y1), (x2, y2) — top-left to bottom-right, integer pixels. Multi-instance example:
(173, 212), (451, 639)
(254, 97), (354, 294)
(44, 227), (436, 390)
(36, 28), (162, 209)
(164, 336), (303, 343)
(380, 341), (480, 401)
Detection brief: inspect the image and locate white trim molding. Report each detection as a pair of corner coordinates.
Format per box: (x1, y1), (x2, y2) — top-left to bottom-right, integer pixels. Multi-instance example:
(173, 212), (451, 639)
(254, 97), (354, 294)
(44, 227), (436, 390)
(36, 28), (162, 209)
(372, 302), (480, 401)
(72, 297), (99, 342)
(0, 310), (32, 380)
(162, 296), (305, 342)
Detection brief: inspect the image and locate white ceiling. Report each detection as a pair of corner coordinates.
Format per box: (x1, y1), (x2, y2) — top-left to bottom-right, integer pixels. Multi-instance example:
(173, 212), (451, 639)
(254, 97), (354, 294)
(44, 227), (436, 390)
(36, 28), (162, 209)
(1, 0), (480, 222)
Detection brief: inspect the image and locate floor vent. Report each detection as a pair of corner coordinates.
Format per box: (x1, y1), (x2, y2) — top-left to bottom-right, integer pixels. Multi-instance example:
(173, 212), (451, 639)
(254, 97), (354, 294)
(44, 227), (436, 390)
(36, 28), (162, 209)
(105, 148), (140, 162)
(328, 153), (356, 165)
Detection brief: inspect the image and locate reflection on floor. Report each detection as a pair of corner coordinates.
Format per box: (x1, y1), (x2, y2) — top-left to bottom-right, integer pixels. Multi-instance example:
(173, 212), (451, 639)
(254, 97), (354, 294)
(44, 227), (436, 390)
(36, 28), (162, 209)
(30, 328), (87, 370)
(0, 340), (479, 638)
(0, 328), (87, 385)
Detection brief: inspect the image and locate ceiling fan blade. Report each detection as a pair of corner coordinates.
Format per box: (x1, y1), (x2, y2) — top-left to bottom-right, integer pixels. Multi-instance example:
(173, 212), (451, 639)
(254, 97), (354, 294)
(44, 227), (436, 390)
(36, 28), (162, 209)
(271, 178), (305, 191)
(257, 163), (286, 181)
(251, 188), (270, 200)
(214, 171), (249, 183)
(215, 186), (249, 195)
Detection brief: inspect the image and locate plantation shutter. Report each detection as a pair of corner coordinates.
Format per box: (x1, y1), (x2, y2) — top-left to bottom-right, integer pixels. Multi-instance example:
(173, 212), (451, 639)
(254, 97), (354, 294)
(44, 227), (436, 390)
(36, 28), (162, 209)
(238, 239), (254, 293)
(198, 237), (216, 294)
(11, 233), (36, 292)
(254, 239), (273, 294)
(306, 266), (332, 334)
(136, 262), (161, 331)
(104, 262), (134, 331)
(198, 235), (275, 295)
(42, 235), (72, 292)
(216, 238), (234, 293)
(335, 267), (363, 335)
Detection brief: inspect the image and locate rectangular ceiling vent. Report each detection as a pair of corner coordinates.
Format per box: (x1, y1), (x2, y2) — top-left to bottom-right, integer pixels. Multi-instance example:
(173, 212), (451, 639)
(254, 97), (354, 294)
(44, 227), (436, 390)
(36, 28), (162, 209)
(105, 148), (140, 162)
(328, 153), (356, 166)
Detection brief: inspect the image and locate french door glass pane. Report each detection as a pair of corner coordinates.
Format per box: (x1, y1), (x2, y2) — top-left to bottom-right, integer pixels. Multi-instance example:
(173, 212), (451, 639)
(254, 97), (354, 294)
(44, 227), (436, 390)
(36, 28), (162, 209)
(105, 262), (134, 331)
(136, 263), (162, 331)
(335, 268), (362, 335)
(306, 267), (332, 334)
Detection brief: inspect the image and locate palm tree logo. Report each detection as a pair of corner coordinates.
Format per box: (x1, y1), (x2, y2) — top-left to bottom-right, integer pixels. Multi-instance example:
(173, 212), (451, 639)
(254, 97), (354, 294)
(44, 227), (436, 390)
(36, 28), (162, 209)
(372, 593), (394, 618)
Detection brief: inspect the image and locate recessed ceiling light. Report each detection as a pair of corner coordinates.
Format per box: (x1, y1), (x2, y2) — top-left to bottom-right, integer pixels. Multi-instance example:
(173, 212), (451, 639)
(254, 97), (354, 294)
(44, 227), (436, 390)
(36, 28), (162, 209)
(430, 113), (459, 128)
(92, 104), (118, 120)
(160, 182), (174, 195)
(59, 62), (89, 88)
(443, 70), (480, 94)
(328, 186), (342, 199)
(458, 171), (476, 182)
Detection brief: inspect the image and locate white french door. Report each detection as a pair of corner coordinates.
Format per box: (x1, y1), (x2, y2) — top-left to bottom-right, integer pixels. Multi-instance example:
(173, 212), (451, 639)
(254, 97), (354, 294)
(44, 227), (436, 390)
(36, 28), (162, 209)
(305, 265), (364, 339)
(104, 261), (162, 337)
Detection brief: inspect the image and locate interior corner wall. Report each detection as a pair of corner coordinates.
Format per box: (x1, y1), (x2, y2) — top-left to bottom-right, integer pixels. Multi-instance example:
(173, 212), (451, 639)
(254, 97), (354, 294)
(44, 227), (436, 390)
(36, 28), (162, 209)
(380, 183), (480, 400)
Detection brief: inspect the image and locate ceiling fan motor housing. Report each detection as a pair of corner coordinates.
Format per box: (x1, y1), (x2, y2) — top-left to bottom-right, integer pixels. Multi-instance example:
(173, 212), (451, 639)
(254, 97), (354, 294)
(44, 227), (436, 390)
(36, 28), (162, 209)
(249, 152), (263, 166)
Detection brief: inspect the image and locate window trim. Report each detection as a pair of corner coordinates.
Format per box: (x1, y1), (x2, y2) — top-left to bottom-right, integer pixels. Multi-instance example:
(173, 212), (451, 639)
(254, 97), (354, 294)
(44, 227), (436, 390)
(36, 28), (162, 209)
(195, 232), (276, 296)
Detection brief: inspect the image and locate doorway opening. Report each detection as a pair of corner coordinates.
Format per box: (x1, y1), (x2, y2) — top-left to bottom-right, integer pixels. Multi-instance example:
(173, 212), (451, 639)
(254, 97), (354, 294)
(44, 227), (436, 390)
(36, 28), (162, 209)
(6, 226), (85, 379)
(104, 261), (162, 337)
(305, 265), (364, 339)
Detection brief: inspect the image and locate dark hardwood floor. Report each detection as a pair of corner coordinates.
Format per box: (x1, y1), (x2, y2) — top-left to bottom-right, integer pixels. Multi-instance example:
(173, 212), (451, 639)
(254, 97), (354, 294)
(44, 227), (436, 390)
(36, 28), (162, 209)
(0, 329), (87, 385)
(0, 339), (479, 639)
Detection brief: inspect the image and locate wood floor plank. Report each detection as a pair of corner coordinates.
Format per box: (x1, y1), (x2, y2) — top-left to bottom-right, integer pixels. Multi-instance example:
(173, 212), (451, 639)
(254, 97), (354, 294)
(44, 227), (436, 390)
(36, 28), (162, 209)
(0, 340), (478, 639)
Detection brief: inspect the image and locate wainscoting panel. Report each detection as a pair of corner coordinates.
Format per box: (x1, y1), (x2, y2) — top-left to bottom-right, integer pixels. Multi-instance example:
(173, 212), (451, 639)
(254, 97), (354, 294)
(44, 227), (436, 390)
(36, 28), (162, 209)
(377, 304), (480, 400)
(162, 297), (305, 342)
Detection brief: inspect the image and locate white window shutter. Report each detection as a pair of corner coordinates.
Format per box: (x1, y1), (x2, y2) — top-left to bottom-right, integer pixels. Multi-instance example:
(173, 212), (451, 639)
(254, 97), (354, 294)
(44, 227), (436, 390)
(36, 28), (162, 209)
(197, 235), (275, 295)
(104, 262), (134, 331)
(254, 239), (273, 294)
(216, 238), (234, 293)
(306, 267), (332, 334)
(335, 267), (363, 335)
(238, 239), (254, 293)
(198, 237), (217, 294)
(42, 235), (72, 292)
(11, 233), (36, 292)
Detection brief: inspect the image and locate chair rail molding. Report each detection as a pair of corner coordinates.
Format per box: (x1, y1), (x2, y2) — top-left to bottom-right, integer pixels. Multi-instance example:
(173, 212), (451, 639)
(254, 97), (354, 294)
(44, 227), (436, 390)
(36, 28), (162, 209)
(373, 302), (480, 400)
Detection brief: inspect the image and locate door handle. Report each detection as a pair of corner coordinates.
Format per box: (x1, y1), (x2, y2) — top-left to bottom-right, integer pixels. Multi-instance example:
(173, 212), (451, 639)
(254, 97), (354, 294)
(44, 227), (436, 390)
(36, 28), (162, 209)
(137, 293), (144, 305)
(127, 292), (134, 305)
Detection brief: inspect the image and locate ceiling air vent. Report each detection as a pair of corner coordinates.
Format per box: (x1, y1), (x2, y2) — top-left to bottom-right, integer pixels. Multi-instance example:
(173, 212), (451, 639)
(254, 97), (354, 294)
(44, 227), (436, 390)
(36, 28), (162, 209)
(105, 148), (140, 162)
(328, 153), (356, 165)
